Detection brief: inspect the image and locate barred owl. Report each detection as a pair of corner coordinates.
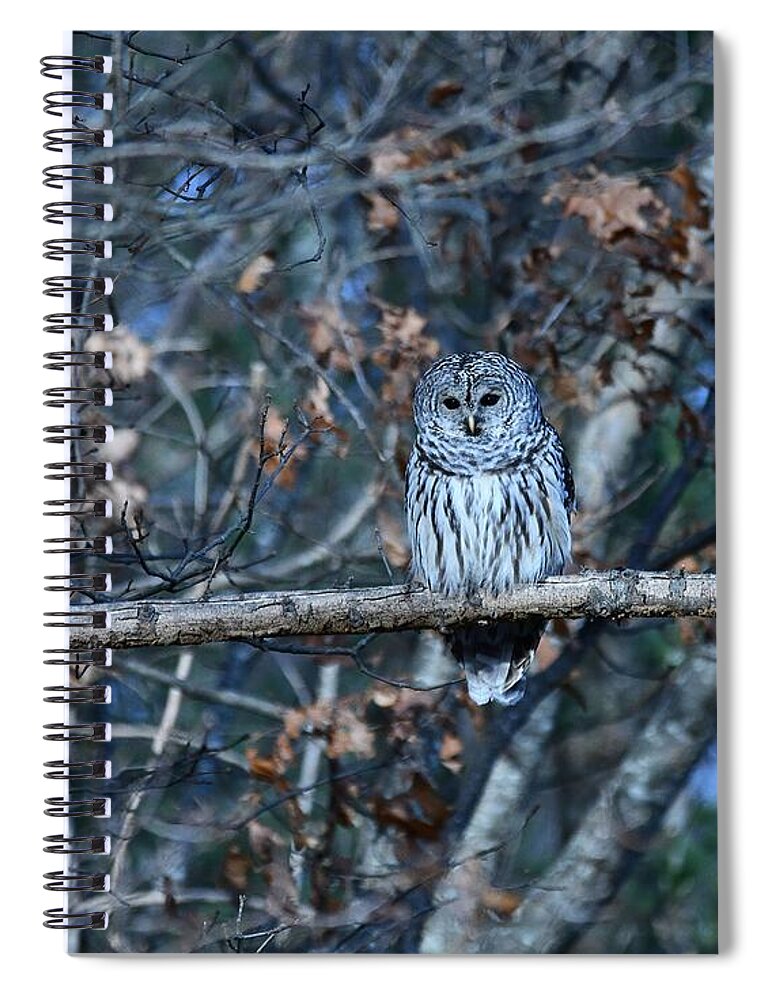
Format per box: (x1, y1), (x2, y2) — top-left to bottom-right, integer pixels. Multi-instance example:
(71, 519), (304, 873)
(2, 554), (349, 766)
(405, 352), (575, 706)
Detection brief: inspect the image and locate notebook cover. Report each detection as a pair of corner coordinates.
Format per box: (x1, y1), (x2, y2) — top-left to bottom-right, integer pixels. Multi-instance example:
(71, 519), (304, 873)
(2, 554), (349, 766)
(57, 29), (716, 954)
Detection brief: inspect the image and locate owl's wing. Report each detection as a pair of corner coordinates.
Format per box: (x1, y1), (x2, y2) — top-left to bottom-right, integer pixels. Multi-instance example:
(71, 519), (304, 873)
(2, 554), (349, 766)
(548, 422), (576, 516)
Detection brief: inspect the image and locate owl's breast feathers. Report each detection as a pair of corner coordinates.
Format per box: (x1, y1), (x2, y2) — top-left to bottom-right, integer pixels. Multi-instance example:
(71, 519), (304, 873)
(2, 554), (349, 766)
(405, 426), (573, 595)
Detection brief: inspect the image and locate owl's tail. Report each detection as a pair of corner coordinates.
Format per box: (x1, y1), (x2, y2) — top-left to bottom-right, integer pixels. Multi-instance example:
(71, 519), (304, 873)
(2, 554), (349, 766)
(450, 621), (544, 707)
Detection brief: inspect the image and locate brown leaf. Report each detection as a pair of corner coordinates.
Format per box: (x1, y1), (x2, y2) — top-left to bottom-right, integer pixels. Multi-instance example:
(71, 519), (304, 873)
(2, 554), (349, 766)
(364, 192), (400, 232)
(222, 844), (252, 892)
(274, 730), (295, 767)
(373, 772), (452, 840)
(370, 137), (414, 178)
(331, 796), (357, 828)
(246, 822), (301, 919)
(371, 686), (399, 709)
(439, 732), (464, 773)
(283, 700), (332, 741)
(254, 409), (307, 489)
(86, 327), (152, 383)
(299, 301), (363, 372)
(300, 377), (350, 457)
(544, 171), (671, 243)
(370, 126), (465, 181)
(481, 887), (522, 918)
(283, 707), (308, 742)
(247, 820), (283, 861)
(533, 633), (561, 671)
(245, 748), (283, 784)
(550, 372), (580, 404)
(285, 700), (374, 760)
(668, 160), (710, 229)
(376, 508), (410, 570)
(327, 704), (375, 760)
(302, 376), (334, 428)
(427, 80), (464, 107)
(677, 618), (699, 645)
(236, 252), (275, 293)
(371, 299), (440, 415)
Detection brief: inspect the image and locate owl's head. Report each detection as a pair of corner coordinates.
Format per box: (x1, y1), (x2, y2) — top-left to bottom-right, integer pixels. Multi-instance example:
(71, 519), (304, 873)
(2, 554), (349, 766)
(412, 352), (544, 472)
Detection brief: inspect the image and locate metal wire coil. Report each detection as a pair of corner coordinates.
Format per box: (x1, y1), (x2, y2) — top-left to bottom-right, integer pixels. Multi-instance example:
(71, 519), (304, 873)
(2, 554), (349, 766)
(43, 238), (110, 260)
(43, 275), (112, 296)
(44, 760), (110, 781)
(43, 909), (108, 931)
(43, 54), (113, 933)
(43, 351), (111, 371)
(43, 163), (111, 189)
(43, 686), (111, 705)
(43, 498), (111, 516)
(43, 835), (108, 855)
(44, 461), (112, 482)
(40, 55), (110, 79)
(43, 425), (112, 445)
(43, 312), (110, 335)
(43, 201), (110, 224)
(44, 797), (109, 818)
(44, 871), (109, 892)
(44, 91), (110, 116)
(43, 126), (107, 152)
(44, 572), (110, 593)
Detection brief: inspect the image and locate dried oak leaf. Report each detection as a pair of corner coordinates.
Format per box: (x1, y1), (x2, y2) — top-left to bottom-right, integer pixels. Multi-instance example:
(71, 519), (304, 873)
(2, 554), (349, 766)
(373, 772), (452, 840)
(327, 704), (375, 760)
(284, 699), (374, 760)
(301, 377), (350, 457)
(236, 252), (275, 294)
(221, 844), (252, 892)
(245, 748), (285, 784)
(371, 686), (439, 713)
(544, 171), (671, 243)
(481, 887), (522, 918)
(302, 376), (334, 429)
(299, 301), (363, 372)
(370, 126), (465, 181)
(668, 160), (710, 229)
(247, 819), (284, 860)
(86, 327), (153, 383)
(283, 699), (334, 741)
(364, 192), (400, 233)
(427, 80), (464, 107)
(376, 508), (410, 570)
(246, 821), (301, 919)
(371, 300), (439, 413)
(253, 409), (307, 490)
(439, 732), (464, 774)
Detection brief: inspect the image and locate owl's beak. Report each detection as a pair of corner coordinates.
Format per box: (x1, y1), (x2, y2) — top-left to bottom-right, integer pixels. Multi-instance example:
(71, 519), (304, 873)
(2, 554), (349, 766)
(465, 414), (478, 436)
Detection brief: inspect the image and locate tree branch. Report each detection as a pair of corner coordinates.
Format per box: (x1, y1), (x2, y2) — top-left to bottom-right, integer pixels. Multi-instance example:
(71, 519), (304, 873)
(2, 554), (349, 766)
(72, 570), (716, 651)
(478, 648), (717, 954)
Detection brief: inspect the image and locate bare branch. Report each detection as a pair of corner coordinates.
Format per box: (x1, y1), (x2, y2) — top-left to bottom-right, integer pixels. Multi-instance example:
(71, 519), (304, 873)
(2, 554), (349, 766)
(72, 570), (716, 651)
(479, 648), (717, 954)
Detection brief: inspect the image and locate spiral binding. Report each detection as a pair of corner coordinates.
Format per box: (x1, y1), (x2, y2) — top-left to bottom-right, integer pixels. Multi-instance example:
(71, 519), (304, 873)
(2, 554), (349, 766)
(42, 52), (113, 932)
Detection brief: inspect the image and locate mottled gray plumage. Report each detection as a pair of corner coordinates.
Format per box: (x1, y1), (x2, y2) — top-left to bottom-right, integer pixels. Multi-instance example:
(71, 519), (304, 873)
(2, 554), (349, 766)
(405, 352), (575, 706)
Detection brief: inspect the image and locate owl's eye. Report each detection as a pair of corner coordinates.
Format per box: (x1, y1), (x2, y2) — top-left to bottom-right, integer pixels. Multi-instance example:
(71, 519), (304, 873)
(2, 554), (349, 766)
(442, 397), (461, 410)
(480, 392), (501, 407)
